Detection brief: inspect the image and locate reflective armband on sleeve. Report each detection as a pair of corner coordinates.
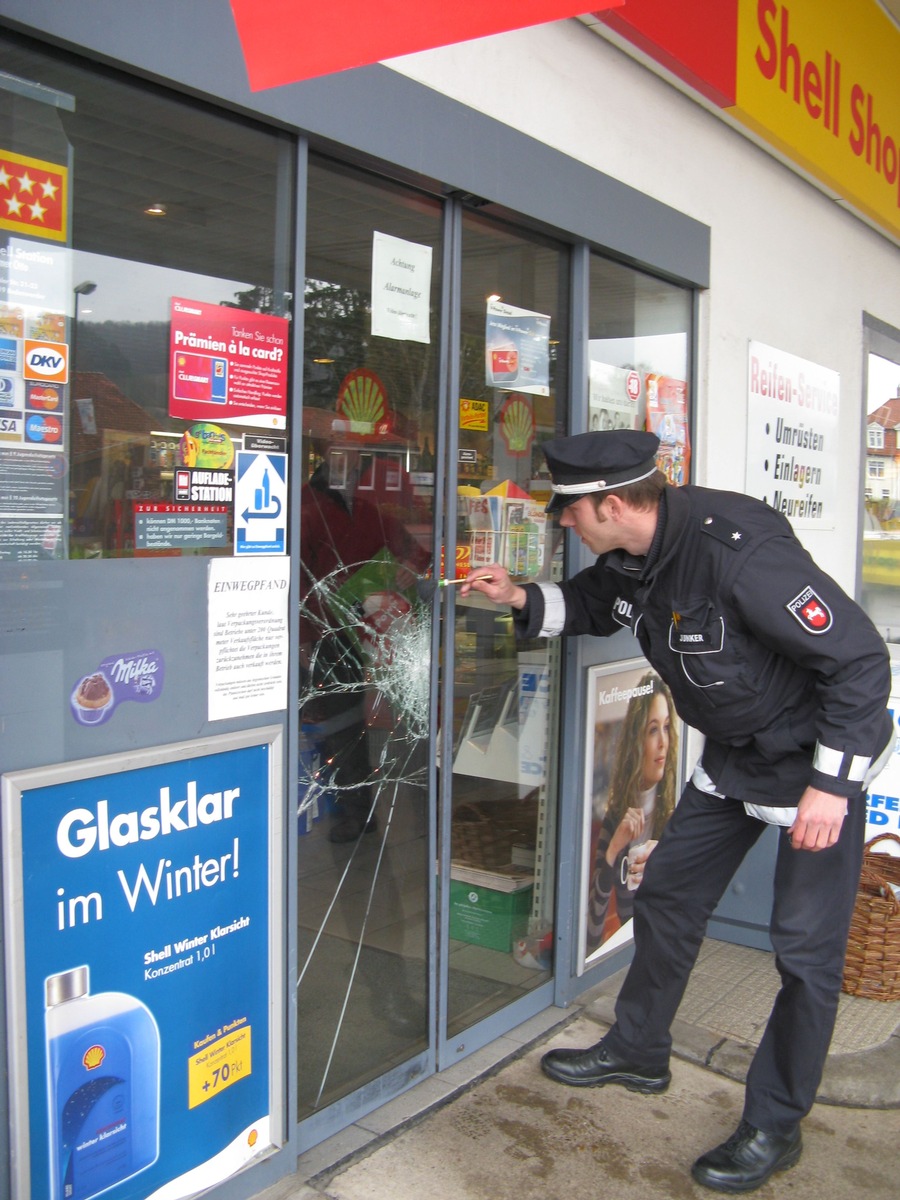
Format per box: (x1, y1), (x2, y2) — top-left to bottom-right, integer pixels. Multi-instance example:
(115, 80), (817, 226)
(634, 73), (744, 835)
(536, 582), (566, 636)
(814, 743), (871, 786)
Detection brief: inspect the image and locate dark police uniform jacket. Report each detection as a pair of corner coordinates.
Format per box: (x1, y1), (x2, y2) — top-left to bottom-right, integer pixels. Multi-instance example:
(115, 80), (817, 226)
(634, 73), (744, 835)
(516, 485), (892, 807)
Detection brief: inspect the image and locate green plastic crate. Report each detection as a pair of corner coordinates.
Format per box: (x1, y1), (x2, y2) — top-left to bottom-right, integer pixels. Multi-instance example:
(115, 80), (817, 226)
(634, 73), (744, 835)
(449, 879), (533, 952)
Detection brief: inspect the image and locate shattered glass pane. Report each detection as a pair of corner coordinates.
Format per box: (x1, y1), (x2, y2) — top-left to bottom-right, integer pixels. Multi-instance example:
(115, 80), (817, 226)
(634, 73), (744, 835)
(297, 158), (443, 1117)
(296, 446), (436, 1113)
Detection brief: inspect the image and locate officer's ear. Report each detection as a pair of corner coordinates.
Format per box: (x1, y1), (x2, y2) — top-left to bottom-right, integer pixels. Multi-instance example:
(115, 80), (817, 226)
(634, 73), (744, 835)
(600, 493), (625, 522)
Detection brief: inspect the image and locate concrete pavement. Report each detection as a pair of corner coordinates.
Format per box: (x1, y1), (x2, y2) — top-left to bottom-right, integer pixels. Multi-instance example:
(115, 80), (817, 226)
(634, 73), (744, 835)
(312, 1033), (897, 1200)
(261, 939), (900, 1200)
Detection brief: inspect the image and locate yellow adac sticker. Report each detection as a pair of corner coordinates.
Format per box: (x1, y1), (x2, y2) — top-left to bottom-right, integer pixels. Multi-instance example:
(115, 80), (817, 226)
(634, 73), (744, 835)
(460, 398), (490, 432)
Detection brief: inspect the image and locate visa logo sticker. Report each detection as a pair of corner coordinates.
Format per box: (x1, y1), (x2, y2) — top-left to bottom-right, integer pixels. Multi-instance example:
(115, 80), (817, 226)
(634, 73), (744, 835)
(0, 411), (23, 440)
(24, 340), (69, 384)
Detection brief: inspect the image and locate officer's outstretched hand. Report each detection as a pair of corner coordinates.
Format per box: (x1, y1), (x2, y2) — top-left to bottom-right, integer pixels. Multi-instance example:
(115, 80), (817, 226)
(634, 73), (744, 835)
(460, 564), (527, 610)
(789, 787), (848, 851)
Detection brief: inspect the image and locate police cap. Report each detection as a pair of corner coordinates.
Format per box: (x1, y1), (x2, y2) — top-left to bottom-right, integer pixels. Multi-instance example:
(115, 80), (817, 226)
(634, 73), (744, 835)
(543, 430), (661, 515)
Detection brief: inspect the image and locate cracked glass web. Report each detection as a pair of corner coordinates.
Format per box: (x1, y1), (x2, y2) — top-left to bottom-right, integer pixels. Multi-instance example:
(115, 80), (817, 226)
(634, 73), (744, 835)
(297, 554), (433, 1108)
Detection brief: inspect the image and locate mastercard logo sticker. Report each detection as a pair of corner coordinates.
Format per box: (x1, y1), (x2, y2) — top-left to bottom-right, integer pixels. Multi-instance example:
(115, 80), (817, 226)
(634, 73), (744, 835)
(27, 383), (61, 411)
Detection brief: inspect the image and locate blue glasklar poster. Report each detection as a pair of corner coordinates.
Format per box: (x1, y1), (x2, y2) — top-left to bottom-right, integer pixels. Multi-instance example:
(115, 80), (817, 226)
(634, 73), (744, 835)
(2, 729), (284, 1200)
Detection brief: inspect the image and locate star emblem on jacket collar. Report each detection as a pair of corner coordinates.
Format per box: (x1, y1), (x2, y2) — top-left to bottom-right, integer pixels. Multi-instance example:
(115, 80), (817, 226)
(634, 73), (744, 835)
(701, 515), (748, 550)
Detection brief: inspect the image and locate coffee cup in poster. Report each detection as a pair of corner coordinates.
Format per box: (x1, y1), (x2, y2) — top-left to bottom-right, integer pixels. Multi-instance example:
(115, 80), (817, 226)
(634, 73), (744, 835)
(622, 840), (657, 891)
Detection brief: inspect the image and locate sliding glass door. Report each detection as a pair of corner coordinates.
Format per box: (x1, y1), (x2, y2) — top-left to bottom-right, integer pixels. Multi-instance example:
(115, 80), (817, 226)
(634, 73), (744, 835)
(297, 159), (441, 1121)
(443, 212), (568, 1043)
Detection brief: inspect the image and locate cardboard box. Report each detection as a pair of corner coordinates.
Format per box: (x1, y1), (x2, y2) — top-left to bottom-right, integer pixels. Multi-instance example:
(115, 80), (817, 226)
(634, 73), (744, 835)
(449, 879), (533, 952)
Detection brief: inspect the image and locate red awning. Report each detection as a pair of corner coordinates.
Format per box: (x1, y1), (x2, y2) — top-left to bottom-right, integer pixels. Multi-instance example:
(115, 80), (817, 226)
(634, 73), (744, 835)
(229, 0), (624, 91)
(597, 0), (738, 108)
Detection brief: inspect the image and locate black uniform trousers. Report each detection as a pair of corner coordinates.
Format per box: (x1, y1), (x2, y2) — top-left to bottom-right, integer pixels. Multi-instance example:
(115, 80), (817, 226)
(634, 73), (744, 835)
(603, 781), (867, 1137)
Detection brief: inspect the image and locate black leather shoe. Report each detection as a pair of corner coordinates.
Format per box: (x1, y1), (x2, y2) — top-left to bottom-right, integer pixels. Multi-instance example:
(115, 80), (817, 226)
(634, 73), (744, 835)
(691, 1120), (802, 1193)
(540, 1038), (670, 1092)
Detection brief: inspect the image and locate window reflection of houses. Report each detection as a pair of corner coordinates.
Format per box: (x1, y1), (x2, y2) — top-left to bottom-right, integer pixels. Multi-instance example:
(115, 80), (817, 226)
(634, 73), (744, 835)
(70, 371), (158, 557)
(866, 391), (900, 522)
(863, 388), (900, 633)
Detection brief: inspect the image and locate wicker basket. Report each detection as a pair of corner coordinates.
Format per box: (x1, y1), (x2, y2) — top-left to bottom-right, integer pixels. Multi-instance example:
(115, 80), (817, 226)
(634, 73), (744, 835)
(841, 833), (900, 1002)
(451, 797), (538, 870)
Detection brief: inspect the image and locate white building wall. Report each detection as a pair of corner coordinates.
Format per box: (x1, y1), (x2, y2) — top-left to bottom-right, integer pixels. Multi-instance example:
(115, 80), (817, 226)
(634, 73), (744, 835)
(387, 20), (900, 592)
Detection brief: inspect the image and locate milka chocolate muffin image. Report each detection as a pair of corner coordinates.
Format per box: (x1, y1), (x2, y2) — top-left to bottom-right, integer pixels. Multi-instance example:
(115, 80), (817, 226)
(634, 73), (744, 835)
(75, 673), (112, 709)
(72, 672), (114, 722)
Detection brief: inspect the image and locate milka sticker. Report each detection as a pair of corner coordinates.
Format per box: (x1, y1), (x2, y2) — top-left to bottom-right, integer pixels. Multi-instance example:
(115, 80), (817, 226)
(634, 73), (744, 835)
(70, 650), (165, 726)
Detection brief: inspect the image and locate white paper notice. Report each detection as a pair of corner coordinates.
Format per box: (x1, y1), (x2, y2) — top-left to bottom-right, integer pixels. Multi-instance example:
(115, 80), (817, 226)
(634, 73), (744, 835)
(208, 557), (290, 720)
(745, 340), (840, 531)
(370, 231), (432, 343)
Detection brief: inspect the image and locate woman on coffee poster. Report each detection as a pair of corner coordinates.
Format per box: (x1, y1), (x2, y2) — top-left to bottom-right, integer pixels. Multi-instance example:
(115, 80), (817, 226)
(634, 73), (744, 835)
(583, 663), (680, 962)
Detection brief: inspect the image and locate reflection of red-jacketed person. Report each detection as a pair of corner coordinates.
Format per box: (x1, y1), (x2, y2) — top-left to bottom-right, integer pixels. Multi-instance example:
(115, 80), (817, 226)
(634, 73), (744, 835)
(299, 454), (430, 843)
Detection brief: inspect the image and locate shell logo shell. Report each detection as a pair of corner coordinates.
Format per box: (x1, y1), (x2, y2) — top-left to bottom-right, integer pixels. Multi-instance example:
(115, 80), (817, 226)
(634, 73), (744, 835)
(247, 1129), (259, 1148)
(336, 369), (386, 432)
(498, 394), (535, 456)
(82, 1044), (106, 1071)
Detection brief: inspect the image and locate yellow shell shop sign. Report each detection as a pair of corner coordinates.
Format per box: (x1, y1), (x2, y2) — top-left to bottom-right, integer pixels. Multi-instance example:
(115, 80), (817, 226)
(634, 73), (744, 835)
(735, 0), (899, 240)
(596, 0), (900, 243)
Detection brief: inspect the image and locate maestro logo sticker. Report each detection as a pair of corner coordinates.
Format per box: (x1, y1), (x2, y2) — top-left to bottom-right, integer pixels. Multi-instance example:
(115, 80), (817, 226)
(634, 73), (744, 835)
(24, 339), (69, 384)
(25, 413), (62, 445)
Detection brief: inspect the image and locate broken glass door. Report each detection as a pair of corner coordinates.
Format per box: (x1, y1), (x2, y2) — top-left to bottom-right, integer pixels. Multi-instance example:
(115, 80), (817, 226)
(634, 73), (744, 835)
(296, 160), (441, 1117)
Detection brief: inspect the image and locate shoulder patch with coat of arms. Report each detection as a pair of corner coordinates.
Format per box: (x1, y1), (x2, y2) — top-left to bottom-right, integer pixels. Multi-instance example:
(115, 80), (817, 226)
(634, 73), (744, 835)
(786, 585), (833, 634)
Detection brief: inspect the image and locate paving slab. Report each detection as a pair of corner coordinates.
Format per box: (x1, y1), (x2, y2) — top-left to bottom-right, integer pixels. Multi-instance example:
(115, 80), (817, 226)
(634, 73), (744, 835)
(316, 1017), (899, 1200)
(258, 938), (900, 1200)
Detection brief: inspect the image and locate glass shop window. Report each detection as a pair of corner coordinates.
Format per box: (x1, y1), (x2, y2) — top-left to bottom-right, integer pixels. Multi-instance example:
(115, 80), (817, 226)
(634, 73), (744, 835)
(861, 345), (900, 643)
(447, 211), (569, 1035)
(0, 34), (294, 561)
(588, 255), (692, 484)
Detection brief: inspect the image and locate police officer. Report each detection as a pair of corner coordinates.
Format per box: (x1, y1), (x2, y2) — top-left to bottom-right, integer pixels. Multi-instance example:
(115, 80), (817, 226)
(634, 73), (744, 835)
(462, 429), (892, 1193)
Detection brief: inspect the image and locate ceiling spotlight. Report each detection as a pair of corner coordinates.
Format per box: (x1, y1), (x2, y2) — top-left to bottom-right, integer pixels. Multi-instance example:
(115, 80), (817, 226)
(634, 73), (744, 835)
(145, 202), (167, 217)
